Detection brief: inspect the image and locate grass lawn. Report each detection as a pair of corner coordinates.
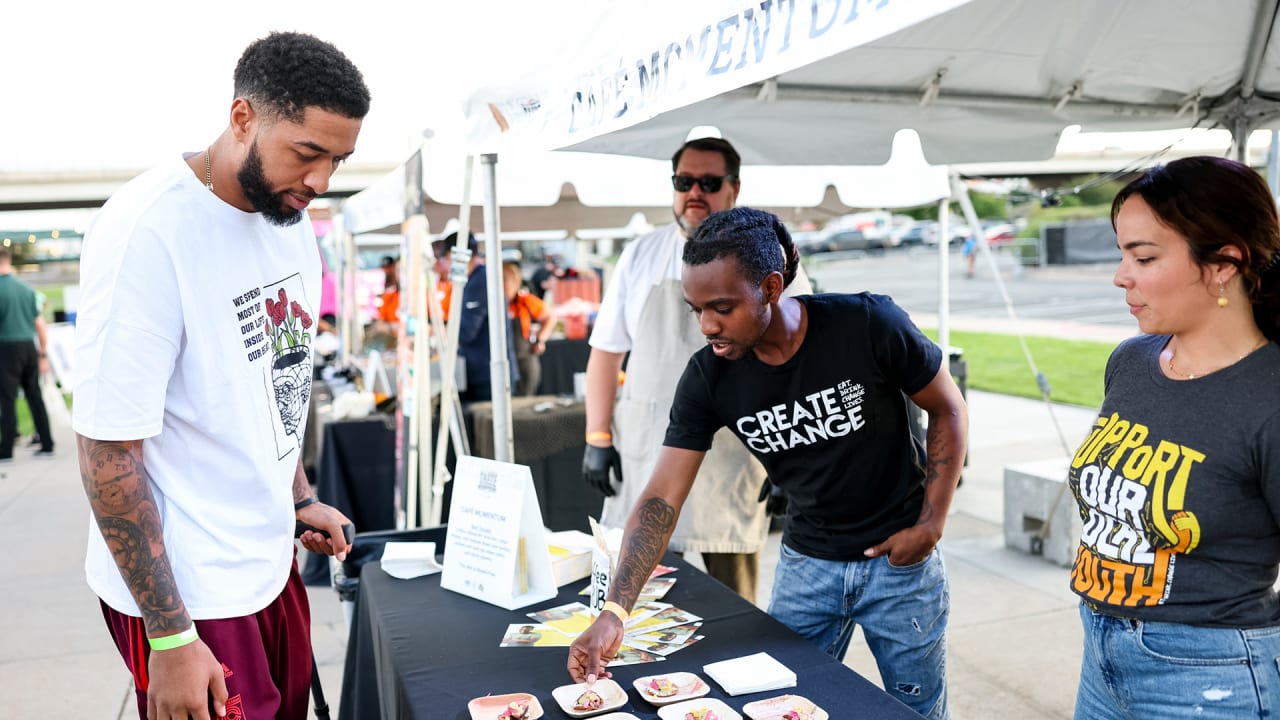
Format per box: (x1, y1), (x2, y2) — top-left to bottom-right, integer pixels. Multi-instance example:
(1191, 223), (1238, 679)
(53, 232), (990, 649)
(922, 329), (1113, 409)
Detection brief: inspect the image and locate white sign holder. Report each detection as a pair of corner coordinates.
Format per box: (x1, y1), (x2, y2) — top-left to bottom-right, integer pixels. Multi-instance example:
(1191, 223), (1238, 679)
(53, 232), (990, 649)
(440, 456), (556, 610)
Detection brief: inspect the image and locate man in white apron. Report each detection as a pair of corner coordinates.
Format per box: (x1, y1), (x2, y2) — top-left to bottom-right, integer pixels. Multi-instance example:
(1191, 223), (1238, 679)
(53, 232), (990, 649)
(582, 137), (811, 602)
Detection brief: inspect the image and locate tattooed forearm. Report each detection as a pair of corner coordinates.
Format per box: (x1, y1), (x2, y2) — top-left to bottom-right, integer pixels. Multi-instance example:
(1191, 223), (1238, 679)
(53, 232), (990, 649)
(916, 408), (966, 530)
(292, 459), (312, 504)
(78, 435), (190, 636)
(923, 420), (954, 491)
(610, 497), (677, 610)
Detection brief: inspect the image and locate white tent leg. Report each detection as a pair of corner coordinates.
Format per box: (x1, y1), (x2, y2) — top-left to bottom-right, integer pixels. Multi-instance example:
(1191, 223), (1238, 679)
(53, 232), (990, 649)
(1268, 130), (1280, 201)
(431, 156), (476, 525)
(936, 197), (950, 373)
(403, 214), (428, 529)
(481, 154), (514, 462)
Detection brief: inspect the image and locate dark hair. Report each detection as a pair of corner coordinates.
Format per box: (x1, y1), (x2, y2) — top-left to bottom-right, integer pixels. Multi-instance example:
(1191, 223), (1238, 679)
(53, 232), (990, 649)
(0, 247), (10, 262)
(380, 255), (397, 268)
(684, 207), (800, 289)
(672, 137), (741, 179)
(1112, 155), (1280, 341)
(234, 32), (371, 123)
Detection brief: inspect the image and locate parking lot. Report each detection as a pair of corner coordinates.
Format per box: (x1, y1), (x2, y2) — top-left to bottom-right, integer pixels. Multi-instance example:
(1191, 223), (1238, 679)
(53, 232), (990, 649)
(801, 243), (1132, 329)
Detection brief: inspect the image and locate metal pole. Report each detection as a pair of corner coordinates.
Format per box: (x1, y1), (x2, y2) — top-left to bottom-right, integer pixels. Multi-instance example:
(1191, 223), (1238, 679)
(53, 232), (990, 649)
(338, 213), (360, 365)
(1231, 115), (1252, 164)
(481, 154), (514, 462)
(936, 196), (950, 373)
(403, 213), (428, 529)
(432, 156), (475, 525)
(1268, 129), (1280, 201)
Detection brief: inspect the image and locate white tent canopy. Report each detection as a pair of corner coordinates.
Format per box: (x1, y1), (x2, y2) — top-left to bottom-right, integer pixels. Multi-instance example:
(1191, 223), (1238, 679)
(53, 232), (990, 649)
(466, 0), (1280, 163)
(341, 134), (950, 237)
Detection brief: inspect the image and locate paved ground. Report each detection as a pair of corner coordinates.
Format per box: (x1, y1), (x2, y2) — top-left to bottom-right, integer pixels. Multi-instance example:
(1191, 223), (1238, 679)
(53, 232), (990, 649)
(0, 255), (1130, 718)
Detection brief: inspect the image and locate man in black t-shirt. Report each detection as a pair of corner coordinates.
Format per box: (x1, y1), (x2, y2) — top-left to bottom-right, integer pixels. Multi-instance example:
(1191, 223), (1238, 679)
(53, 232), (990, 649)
(568, 208), (968, 720)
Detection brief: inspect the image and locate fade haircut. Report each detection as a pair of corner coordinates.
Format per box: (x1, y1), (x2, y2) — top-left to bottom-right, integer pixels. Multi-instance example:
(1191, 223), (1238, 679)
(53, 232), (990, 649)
(234, 32), (371, 123)
(672, 136), (742, 179)
(684, 207), (800, 289)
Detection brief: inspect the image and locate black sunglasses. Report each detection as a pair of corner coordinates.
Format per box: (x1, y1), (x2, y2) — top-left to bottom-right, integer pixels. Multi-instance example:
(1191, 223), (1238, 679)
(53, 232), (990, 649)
(671, 174), (736, 193)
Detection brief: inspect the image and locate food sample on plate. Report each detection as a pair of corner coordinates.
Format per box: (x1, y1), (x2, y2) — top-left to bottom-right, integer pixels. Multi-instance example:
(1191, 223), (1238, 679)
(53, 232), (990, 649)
(498, 701), (531, 719)
(741, 694), (824, 720)
(647, 677), (680, 698)
(574, 690), (604, 712)
(683, 709), (719, 720)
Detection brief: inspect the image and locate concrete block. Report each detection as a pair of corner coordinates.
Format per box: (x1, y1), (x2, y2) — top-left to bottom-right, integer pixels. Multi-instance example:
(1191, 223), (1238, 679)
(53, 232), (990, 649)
(1003, 458), (1080, 567)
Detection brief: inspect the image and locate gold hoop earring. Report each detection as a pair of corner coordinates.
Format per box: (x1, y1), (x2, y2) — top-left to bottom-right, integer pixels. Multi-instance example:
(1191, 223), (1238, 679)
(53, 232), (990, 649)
(1217, 280), (1229, 308)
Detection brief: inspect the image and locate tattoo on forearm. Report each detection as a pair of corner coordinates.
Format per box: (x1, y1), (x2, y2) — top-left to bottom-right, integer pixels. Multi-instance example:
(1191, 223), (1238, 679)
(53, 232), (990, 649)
(918, 420), (956, 526)
(611, 498), (676, 609)
(292, 460), (312, 504)
(79, 437), (190, 635)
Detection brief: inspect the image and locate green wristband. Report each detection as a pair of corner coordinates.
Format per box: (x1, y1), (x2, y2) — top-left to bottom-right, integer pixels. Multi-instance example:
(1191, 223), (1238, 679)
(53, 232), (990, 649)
(148, 626), (198, 651)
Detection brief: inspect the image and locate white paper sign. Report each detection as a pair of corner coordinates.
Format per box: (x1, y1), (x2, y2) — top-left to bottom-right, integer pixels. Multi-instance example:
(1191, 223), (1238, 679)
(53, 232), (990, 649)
(440, 456), (556, 610)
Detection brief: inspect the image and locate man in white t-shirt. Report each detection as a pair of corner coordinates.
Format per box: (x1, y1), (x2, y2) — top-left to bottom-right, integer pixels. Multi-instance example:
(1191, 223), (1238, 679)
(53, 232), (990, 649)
(74, 32), (368, 720)
(582, 137), (811, 602)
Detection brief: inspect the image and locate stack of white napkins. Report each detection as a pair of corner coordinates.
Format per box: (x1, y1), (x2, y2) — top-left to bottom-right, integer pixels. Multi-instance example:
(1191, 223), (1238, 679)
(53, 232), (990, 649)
(703, 652), (797, 696)
(380, 542), (443, 580)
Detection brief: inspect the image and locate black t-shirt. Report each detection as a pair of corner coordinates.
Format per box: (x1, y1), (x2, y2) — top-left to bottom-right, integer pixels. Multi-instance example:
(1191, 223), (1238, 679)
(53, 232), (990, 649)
(664, 293), (942, 560)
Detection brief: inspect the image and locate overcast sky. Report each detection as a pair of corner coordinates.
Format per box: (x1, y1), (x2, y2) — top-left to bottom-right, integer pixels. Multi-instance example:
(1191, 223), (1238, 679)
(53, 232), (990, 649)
(3, 1), (558, 174)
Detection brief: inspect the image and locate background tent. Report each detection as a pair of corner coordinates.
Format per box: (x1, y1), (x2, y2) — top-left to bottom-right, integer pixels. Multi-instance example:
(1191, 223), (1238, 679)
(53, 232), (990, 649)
(467, 0), (1280, 163)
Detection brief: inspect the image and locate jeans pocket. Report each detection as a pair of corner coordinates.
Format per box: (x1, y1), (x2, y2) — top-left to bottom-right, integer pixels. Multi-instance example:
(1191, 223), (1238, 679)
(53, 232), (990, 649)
(1134, 621), (1248, 666)
(885, 549), (934, 571)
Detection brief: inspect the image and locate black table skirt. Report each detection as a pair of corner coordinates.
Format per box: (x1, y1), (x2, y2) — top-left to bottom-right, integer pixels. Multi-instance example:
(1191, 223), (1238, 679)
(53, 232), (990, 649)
(535, 338), (590, 397)
(303, 416), (398, 584)
(339, 552), (923, 720)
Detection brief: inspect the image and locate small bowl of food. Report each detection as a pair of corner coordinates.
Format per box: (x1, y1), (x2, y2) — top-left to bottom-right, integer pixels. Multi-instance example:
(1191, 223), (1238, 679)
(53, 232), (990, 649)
(551, 678), (628, 718)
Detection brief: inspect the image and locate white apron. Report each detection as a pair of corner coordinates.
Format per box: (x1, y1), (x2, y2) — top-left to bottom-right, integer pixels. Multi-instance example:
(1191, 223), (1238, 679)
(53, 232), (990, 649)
(601, 240), (769, 554)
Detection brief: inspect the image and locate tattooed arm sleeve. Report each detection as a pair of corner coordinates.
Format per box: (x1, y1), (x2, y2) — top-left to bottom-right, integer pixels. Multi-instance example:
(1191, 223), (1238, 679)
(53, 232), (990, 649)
(293, 458), (312, 505)
(607, 447), (705, 612)
(77, 434), (190, 636)
(907, 366), (969, 531)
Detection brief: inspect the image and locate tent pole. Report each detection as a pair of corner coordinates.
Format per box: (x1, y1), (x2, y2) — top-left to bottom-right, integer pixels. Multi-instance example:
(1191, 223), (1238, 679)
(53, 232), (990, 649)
(481, 154), (515, 462)
(1230, 114), (1253, 164)
(1270, 130), (1280, 201)
(431, 155), (476, 526)
(330, 211), (350, 367)
(403, 214), (428, 529)
(936, 196), (950, 373)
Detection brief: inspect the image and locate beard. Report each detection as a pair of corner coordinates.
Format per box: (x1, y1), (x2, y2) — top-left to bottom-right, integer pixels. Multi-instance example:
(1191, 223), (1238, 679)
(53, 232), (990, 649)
(237, 141), (305, 227)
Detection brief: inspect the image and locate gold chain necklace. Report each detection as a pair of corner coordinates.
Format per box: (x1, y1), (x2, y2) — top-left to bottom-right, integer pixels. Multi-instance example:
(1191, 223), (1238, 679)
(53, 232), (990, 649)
(203, 147), (214, 192)
(1166, 338), (1266, 379)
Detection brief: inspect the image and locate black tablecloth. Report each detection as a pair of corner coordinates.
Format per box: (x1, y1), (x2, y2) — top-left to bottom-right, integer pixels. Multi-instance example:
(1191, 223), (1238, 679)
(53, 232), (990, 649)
(339, 552), (923, 720)
(303, 416), (398, 584)
(536, 338), (590, 396)
(467, 396), (604, 533)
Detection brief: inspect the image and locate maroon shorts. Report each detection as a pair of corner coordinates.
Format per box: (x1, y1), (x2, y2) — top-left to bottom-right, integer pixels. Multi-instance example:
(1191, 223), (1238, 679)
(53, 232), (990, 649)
(100, 560), (313, 720)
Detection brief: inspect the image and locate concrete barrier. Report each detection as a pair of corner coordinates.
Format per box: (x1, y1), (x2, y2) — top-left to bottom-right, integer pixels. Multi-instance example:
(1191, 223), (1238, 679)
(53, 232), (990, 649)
(1003, 458), (1081, 567)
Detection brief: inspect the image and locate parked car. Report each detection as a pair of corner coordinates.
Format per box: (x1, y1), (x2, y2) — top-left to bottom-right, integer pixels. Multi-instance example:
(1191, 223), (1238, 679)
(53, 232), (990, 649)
(898, 222), (937, 246)
(796, 228), (882, 254)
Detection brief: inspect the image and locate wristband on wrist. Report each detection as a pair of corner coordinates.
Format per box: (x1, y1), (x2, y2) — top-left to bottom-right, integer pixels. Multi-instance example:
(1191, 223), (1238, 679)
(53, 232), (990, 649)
(586, 431), (612, 443)
(148, 626), (198, 651)
(601, 601), (628, 624)
(294, 496), (318, 511)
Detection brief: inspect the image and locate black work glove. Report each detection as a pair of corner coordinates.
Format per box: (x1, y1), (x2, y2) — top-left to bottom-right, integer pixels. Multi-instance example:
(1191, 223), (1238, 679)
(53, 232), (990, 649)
(757, 477), (788, 517)
(583, 444), (623, 497)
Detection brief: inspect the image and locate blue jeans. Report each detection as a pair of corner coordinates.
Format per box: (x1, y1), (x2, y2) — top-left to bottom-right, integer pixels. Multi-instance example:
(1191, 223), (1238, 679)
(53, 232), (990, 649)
(1076, 603), (1280, 719)
(768, 543), (950, 719)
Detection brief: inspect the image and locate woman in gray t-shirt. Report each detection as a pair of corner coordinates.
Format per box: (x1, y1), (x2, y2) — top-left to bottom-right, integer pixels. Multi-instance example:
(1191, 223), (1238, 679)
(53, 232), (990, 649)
(1071, 156), (1280, 719)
